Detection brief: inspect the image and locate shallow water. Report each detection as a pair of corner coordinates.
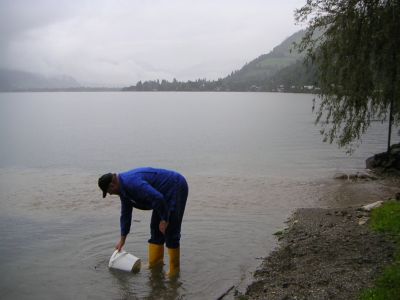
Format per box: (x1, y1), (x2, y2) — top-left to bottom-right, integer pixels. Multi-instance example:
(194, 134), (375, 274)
(0, 92), (398, 299)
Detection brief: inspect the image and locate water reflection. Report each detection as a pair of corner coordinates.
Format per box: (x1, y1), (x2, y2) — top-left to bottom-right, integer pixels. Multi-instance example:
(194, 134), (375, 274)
(110, 269), (140, 299)
(109, 265), (183, 300)
(145, 266), (182, 300)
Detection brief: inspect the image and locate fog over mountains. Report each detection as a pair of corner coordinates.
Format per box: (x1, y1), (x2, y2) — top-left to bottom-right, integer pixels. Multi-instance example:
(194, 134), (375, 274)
(0, 68), (80, 91)
(0, 30), (316, 92)
(123, 30), (317, 92)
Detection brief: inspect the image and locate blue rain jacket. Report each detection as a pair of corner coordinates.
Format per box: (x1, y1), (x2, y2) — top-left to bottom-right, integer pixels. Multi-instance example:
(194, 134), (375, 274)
(118, 167), (182, 236)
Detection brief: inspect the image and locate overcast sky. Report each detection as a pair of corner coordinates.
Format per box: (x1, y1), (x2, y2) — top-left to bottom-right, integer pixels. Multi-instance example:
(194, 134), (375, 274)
(0, 0), (305, 87)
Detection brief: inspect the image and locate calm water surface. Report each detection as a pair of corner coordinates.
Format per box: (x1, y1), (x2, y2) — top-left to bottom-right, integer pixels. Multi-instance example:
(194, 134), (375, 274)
(0, 92), (398, 299)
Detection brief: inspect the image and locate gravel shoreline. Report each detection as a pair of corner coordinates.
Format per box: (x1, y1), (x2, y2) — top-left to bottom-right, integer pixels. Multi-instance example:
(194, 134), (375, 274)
(242, 205), (397, 300)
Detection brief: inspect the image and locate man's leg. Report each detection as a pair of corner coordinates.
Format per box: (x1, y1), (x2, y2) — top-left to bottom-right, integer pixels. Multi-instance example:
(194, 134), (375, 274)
(148, 211), (165, 268)
(165, 178), (188, 276)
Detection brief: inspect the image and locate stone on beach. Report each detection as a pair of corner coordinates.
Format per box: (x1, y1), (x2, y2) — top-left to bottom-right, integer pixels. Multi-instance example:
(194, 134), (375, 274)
(361, 201), (384, 211)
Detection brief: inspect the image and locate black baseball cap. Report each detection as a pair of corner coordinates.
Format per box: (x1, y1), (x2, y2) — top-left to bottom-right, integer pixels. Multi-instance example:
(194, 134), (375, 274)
(98, 173), (113, 198)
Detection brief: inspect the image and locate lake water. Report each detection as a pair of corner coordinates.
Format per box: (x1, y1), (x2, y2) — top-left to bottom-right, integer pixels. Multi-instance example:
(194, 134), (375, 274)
(0, 92), (398, 299)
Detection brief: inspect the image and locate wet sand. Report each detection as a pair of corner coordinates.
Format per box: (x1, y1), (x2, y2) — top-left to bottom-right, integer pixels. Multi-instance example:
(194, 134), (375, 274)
(242, 177), (400, 300)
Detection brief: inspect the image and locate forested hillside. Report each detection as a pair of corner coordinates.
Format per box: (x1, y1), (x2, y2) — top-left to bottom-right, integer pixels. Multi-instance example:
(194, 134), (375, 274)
(123, 30), (318, 92)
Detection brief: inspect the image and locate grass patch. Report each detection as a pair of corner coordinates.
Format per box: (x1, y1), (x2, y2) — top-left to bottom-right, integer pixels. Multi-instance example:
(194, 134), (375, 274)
(370, 201), (400, 235)
(359, 201), (400, 300)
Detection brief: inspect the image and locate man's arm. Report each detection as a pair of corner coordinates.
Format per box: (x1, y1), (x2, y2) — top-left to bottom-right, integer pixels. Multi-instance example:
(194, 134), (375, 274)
(116, 235), (126, 252)
(117, 198), (132, 251)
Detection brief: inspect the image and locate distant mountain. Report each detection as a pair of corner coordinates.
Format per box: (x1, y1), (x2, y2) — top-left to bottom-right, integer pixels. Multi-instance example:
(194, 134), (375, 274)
(0, 68), (81, 91)
(265, 59), (318, 92)
(221, 30), (306, 90)
(123, 30), (317, 92)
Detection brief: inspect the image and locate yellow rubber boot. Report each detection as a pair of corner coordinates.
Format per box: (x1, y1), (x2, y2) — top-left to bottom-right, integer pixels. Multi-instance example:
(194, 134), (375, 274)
(167, 247), (180, 277)
(148, 243), (164, 268)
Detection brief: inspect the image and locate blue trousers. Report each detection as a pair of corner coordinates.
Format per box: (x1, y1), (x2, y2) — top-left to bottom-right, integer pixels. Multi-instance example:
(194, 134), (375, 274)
(148, 175), (188, 248)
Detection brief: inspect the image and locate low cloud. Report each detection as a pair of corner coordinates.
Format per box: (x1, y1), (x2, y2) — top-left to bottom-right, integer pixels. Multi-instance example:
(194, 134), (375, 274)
(0, 0), (304, 86)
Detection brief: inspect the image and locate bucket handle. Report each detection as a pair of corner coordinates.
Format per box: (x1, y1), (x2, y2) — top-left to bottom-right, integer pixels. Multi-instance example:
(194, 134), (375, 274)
(109, 249), (126, 264)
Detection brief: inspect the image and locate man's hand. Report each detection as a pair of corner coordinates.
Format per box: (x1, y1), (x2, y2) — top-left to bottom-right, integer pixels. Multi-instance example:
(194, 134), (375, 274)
(159, 220), (169, 235)
(115, 236), (126, 252)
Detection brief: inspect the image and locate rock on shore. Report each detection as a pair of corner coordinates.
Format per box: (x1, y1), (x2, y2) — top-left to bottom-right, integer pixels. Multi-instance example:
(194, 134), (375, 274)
(366, 143), (400, 174)
(243, 207), (396, 300)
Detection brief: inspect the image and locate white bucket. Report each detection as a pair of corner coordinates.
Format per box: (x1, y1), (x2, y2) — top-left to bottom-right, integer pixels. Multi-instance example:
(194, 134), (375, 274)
(108, 250), (141, 272)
